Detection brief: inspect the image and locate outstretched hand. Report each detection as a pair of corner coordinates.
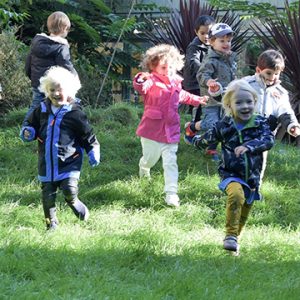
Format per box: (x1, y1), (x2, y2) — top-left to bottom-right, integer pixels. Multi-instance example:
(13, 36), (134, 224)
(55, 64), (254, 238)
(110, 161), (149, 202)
(199, 95), (209, 105)
(137, 72), (151, 82)
(207, 79), (220, 93)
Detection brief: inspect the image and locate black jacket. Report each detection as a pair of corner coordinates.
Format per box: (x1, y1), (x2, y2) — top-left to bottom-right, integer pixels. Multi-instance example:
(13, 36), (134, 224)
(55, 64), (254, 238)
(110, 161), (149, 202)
(26, 99), (99, 182)
(183, 37), (209, 91)
(25, 34), (77, 88)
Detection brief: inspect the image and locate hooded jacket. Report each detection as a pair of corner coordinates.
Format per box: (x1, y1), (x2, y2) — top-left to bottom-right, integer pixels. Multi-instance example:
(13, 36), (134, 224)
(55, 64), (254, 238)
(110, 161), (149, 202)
(23, 99), (99, 182)
(133, 72), (202, 143)
(193, 114), (274, 189)
(197, 48), (237, 106)
(183, 37), (209, 91)
(25, 33), (77, 88)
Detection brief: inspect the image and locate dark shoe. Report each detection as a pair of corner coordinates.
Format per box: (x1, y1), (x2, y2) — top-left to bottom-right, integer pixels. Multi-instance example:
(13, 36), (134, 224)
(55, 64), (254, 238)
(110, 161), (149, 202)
(223, 235), (238, 252)
(184, 122), (196, 145)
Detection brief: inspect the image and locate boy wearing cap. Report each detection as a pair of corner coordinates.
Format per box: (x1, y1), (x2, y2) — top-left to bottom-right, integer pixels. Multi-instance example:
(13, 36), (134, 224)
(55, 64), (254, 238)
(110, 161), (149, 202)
(184, 23), (237, 160)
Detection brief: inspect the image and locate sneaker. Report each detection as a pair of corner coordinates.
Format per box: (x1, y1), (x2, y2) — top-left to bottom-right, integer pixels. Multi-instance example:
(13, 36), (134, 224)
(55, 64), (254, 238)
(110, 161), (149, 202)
(46, 218), (59, 230)
(165, 194), (180, 207)
(184, 122), (196, 145)
(223, 235), (238, 252)
(206, 149), (219, 161)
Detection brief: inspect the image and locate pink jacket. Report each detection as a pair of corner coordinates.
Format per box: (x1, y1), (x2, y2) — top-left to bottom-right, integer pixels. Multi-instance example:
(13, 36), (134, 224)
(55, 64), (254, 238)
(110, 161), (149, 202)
(133, 72), (202, 143)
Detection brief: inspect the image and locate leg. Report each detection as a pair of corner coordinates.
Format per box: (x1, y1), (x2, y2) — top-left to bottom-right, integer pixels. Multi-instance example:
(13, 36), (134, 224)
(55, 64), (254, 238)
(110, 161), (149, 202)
(41, 182), (59, 229)
(23, 88), (45, 126)
(259, 151), (268, 187)
(60, 178), (89, 221)
(223, 182), (245, 252)
(139, 137), (162, 178)
(238, 202), (253, 236)
(161, 143), (180, 207)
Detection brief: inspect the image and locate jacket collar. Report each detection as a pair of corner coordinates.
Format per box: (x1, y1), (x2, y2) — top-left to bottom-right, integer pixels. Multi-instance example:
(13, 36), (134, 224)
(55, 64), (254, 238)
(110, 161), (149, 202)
(37, 33), (69, 47)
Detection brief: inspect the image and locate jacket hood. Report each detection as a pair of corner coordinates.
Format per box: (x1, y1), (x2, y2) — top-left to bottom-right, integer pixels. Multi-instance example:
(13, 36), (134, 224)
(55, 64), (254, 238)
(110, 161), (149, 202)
(31, 33), (69, 58)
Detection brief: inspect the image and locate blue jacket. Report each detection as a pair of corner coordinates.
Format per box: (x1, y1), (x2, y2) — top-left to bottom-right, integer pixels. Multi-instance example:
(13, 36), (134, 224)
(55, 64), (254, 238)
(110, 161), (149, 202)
(21, 99), (99, 182)
(193, 114), (274, 189)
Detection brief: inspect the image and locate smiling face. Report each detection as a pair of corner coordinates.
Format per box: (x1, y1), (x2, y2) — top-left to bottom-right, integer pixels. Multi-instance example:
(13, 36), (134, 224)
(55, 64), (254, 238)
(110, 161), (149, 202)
(46, 82), (70, 107)
(256, 67), (281, 86)
(230, 89), (255, 124)
(210, 35), (232, 54)
(152, 60), (169, 76)
(195, 24), (212, 46)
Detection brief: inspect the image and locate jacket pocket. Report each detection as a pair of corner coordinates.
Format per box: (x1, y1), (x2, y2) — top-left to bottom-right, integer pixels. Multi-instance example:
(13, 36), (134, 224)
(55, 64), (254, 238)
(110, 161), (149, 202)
(144, 109), (163, 119)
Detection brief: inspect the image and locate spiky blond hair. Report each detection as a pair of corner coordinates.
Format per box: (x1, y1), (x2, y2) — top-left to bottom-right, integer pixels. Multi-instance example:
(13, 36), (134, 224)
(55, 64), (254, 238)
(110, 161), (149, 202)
(39, 66), (81, 99)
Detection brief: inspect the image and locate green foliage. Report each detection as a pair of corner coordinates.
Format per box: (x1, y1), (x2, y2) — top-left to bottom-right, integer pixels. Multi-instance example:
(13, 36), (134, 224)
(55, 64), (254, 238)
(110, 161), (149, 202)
(0, 28), (31, 113)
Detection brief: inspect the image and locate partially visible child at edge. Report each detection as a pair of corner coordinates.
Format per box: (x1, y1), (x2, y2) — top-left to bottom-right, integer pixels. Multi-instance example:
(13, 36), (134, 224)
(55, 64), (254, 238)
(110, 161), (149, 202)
(186, 79), (274, 254)
(20, 66), (100, 230)
(182, 15), (215, 117)
(23, 11), (78, 126)
(185, 23), (237, 160)
(133, 44), (208, 207)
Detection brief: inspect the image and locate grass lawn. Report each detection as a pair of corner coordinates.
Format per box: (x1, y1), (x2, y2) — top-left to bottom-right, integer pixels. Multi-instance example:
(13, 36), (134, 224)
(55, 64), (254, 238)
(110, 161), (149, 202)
(0, 104), (299, 299)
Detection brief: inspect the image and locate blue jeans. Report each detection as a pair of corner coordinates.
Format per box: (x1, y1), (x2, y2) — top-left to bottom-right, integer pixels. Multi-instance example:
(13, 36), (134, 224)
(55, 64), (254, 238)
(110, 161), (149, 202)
(23, 87), (45, 126)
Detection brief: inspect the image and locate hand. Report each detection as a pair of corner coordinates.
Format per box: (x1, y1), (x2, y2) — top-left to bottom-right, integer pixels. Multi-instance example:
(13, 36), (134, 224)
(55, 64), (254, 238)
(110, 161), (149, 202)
(290, 126), (300, 137)
(234, 146), (248, 157)
(207, 79), (220, 92)
(136, 72), (150, 83)
(88, 149), (100, 167)
(199, 95), (209, 105)
(20, 126), (35, 142)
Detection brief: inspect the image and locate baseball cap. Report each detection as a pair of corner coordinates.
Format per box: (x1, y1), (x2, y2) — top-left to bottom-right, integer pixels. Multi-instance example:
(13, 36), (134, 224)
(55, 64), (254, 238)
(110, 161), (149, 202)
(208, 23), (233, 38)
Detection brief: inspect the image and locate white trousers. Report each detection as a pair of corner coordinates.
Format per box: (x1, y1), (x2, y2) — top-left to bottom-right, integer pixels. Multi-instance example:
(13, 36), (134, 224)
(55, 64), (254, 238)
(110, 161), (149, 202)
(139, 137), (178, 194)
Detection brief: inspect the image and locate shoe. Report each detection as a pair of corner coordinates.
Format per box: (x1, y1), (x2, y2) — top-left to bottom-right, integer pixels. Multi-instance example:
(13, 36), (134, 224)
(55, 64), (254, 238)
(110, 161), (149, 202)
(184, 122), (196, 145)
(79, 206), (90, 221)
(206, 149), (219, 161)
(223, 235), (238, 252)
(165, 194), (180, 207)
(46, 218), (59, 230)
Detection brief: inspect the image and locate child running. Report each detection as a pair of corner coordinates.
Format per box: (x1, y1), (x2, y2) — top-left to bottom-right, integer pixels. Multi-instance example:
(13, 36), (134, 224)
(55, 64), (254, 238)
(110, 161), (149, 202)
(186, 79), (274, 254)
(133, 44), (208, 207)
(20, 66), (100, 230)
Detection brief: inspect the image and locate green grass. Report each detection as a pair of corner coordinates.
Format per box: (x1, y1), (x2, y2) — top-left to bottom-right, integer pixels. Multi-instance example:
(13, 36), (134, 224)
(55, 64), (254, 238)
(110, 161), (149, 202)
(0, 104), (299, 299)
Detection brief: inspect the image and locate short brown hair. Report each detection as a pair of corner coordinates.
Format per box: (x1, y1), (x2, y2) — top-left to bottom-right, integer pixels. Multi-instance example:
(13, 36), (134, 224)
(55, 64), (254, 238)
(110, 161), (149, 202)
(47, 11), (71, 34)
(257, 49), (285, 71)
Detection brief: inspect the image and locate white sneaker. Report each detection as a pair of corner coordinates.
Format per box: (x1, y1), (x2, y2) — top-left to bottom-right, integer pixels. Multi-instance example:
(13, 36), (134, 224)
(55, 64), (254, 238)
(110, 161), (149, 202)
(165, 194), (180, 207)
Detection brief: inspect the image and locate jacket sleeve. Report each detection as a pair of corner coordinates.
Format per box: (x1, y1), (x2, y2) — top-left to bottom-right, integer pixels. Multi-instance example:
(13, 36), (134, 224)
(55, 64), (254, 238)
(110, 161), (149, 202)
(25, 52), (32, 79)
(185, 44), (202, 76)
(74, 110), (100, 156)
(193, 123), (222, 150)
(197, 59), (215, 87)
(243, 120), (275, 154)
(179, 89), (202, 107)
(132, 73), (154, 95)
(55, 45), (78, 76)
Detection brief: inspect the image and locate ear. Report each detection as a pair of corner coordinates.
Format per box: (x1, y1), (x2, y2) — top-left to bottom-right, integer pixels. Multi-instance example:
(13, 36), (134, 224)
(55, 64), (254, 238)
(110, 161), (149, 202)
(256, 66), (261, 73)
(194, 29), (198, 35)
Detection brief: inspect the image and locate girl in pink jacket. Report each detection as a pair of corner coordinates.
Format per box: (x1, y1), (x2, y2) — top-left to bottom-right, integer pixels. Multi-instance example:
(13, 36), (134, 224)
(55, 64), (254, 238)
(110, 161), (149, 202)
(133, 44), (208, 207)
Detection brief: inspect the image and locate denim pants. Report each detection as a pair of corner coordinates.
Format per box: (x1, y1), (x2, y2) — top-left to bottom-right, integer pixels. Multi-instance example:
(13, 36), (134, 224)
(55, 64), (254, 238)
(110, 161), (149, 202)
(225, 182), (253, 236)
(41, 177), (87, 221)
(139, 137), (178, 195)
(23, 88), (45, 126)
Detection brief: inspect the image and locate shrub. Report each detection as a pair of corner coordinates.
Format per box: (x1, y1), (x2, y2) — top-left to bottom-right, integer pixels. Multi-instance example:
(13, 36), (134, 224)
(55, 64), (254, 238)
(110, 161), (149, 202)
(0, 29), (31, 114)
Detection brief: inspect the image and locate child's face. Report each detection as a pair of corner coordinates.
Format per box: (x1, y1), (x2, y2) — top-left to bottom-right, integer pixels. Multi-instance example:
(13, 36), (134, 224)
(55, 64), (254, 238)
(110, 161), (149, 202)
(231, 89), (255, 124)
(47, 82), (70, 107)
(256, 67), (281, 86)
(195, 25), (212, 46)
(152, 60), (169, 76)
(210, 35), (232, 54)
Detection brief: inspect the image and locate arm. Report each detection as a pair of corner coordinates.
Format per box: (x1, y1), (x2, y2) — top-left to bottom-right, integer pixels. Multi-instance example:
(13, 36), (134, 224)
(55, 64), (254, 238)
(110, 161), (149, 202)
(74, 110), (100, 167)
(179, 89), (208, 106)
(132, 72), (154, 95)
(19, 106), (41, 142)
(185, 44), (202, 76)
(192, 124), (221, 150)
(55, 45), (78, 77)
(25, 53), (32, 79)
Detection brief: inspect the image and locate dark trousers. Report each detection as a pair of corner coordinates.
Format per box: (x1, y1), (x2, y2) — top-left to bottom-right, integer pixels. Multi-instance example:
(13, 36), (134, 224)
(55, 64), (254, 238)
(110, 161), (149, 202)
(41, 178), (87, 221)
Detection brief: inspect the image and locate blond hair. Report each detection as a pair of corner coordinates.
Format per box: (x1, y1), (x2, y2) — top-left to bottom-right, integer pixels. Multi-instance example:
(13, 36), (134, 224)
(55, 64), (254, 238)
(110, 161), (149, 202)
(222, 79), (258, 116)
(47, 11), (71, 34)
(140, 44), (184, 73)
(39, 66), (81, 99)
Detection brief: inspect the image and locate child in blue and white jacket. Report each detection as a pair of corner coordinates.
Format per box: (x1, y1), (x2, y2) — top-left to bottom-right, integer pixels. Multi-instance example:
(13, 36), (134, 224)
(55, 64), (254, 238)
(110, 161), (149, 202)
(187, 79), (274, 254)
(20, 66), (100, 230)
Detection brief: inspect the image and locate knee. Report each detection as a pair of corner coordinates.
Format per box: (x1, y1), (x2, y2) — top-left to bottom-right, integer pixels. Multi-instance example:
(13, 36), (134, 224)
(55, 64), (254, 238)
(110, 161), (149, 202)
(226, 182), (245, 206)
